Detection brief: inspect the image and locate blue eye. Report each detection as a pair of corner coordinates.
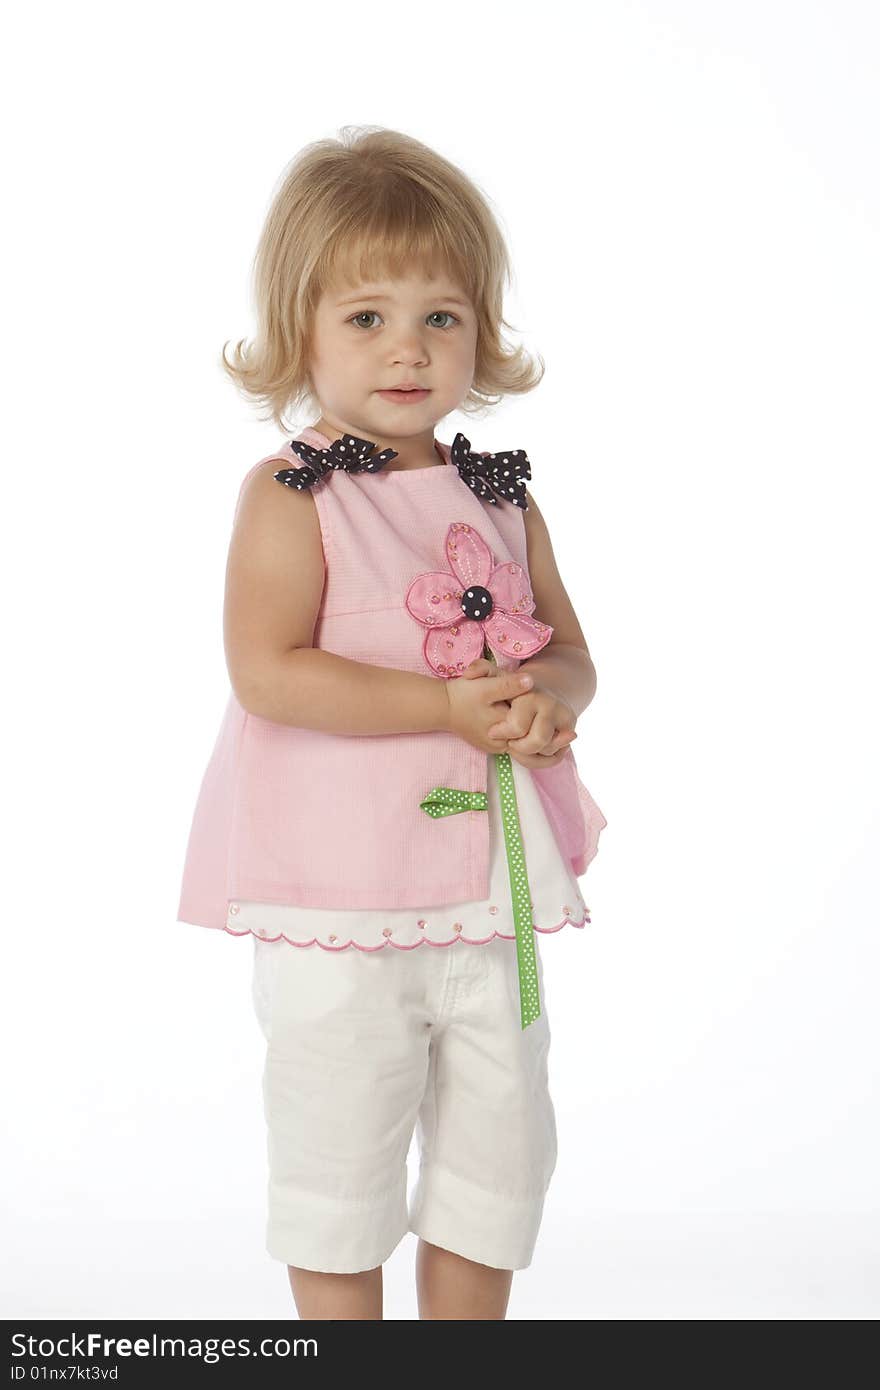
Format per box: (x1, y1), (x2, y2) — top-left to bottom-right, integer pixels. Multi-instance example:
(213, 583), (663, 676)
(348, 310), (460, 330)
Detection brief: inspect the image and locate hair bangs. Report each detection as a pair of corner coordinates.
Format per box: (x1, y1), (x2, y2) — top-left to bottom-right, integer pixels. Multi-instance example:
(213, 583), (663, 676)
(319, 206), (473, 304)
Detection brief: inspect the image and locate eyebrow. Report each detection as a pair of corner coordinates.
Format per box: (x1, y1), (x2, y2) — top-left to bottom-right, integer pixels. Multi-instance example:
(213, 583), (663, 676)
(336, 290), (471, 308)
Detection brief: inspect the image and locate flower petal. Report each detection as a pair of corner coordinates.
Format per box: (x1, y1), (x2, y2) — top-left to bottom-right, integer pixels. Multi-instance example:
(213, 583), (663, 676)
(405, 570), (462, 627)
(444, 522), (492, 589)
(488, 559), (536, 618)
(482, 610), (554, 668)
(423, 618), (485, 678)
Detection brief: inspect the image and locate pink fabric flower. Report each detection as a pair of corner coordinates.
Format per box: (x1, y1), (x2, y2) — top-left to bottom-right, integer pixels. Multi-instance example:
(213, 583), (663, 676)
(405, 521), (554, 677)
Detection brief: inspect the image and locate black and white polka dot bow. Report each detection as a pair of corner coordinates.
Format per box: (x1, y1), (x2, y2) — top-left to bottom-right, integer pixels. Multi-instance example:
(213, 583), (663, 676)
(273, 434), (399, 491)
(274, 430), (531, 508)
(449, 433), (531, 509)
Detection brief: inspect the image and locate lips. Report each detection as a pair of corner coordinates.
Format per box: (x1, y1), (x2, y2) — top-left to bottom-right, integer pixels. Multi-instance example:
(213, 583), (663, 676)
(377, 387), (431, 403)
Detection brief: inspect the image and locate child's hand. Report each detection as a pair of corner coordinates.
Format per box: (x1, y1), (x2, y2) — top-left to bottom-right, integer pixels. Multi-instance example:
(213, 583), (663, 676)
(446, 658), (538, 754)
(460, 659), (577, 768)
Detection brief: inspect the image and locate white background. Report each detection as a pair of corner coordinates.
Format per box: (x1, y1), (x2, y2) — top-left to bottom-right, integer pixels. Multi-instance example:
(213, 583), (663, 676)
(3, 0), (878, 1320)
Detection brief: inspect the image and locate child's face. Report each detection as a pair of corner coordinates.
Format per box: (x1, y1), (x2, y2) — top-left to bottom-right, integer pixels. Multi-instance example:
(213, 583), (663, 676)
(309, 268), (478, 442)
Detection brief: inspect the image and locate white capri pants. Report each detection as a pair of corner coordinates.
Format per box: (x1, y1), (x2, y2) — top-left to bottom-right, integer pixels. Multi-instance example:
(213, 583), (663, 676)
(251, 932), (558, 1274)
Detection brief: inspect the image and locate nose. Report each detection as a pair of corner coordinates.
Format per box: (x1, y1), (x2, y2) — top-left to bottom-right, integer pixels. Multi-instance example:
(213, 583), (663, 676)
(387, 327), (430, 364)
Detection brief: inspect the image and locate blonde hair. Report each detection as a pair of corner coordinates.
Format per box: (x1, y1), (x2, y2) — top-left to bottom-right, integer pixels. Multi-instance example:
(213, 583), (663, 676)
(221, 126), (545, 432)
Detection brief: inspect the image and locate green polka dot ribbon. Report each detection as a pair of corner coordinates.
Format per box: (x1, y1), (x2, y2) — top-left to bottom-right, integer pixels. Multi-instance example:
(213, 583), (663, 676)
(418, 643), (542, 1030)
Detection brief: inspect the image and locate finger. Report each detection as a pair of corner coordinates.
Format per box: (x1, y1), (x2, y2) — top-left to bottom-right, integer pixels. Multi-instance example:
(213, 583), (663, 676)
(492, 708), (536, 740)
(546, 729), (577, 753)
(507, 745), (567, 769)
(508, 727), (575, 757)
(498, 669), (533, 695)
(487, 709), (529, 736)
(538, 747), (568, 764)
(463, 658), (492, 677)
(541, 729), (576, 753)
(507, 710), (555, 753)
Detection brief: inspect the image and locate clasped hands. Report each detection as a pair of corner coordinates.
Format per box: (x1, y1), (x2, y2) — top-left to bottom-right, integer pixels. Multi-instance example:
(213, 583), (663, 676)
(458, 656), (577, 769)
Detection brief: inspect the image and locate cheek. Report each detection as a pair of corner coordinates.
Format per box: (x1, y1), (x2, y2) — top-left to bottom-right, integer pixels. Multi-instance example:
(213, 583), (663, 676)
(306, 332), (332, 375)
(309, 333), (361, 385)
(442, 330), (476, 369)
(457, 330), (478, 371)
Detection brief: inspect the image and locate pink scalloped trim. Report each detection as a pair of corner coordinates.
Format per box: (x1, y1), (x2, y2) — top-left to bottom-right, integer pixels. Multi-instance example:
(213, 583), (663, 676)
(216, 911), (591, 951)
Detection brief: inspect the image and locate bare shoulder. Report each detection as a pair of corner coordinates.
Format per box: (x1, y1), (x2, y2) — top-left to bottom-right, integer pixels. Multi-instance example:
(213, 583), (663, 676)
(521, 485), (553, 559)
(521, 485), (590, 654)
(235, 457), (322, 532)
(522, 484), (546, 530)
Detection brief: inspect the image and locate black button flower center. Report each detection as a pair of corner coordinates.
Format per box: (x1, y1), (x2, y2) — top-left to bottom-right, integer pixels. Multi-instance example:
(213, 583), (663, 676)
(461, 585), (493, 622)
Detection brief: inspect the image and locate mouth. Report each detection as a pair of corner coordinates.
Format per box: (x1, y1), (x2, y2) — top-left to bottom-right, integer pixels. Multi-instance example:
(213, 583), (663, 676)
(377, 387), (431, 403)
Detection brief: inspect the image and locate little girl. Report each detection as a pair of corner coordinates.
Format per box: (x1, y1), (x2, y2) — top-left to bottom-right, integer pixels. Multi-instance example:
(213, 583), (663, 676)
(177, 126), (606, 1320)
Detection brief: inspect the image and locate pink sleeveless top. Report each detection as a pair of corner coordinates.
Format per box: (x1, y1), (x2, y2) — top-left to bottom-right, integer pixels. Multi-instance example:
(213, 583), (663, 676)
(177, 428), (606, 934)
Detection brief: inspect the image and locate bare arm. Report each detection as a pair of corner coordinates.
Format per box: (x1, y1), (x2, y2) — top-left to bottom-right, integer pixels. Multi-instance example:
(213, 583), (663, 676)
(517, 486), (597, 720)
(223, 462), (450, 734)
(516, 642), (596, 721)
(251, 647), (451, 734)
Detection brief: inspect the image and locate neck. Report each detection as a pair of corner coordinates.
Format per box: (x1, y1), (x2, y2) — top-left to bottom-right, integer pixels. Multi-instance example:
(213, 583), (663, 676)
(310, 417), (445, 472)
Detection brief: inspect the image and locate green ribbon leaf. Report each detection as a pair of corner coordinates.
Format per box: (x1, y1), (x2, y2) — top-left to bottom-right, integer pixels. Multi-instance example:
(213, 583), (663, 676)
(419, 787), (488, 818)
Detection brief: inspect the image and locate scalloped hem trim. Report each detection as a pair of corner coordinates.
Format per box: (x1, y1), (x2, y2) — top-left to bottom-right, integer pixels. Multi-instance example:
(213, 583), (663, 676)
(213, 912), (591, 951)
